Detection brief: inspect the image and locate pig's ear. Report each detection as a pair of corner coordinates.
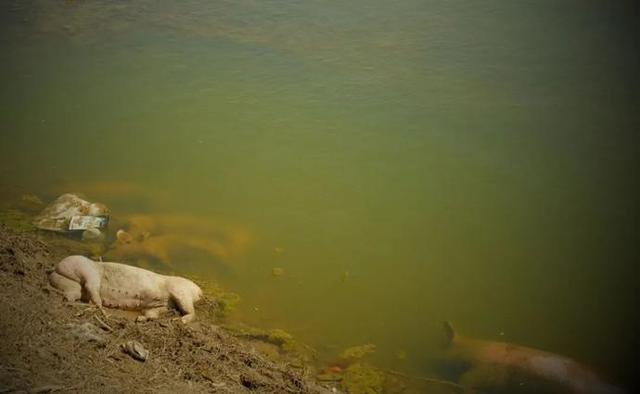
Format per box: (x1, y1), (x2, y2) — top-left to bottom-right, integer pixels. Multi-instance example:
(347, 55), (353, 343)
(443, 321), (456, 345)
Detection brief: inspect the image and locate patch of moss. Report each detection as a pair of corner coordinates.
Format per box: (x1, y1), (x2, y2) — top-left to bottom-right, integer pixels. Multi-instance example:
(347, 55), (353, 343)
(0, 209), (37, 233)
(339, 344), (376, 363)
(222, 323), (316, 364)
(269, 328), (306, 355)
(316, 370), (343, 383)
(222, 325), (295, 347)
(197, 281), (242, 320)
(268, 328), (294, 345)
(222, 323), (267, 338)
(215, 291), (241, 319)
(341, 363), (385, 394)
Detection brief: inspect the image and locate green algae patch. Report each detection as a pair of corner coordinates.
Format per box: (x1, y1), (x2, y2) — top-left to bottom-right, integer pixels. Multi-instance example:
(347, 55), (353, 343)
(268, 328), (294, 346)
(196, 281), (242, 321)
(341, 363), (385, 394)
(213, 290), (241, 319)
(222, 324), (297, 349)
(316, 369), (343, 383)
(222, 323), (317, 366)
(339, 344), (376, 364)
(0, 209), (37, 233)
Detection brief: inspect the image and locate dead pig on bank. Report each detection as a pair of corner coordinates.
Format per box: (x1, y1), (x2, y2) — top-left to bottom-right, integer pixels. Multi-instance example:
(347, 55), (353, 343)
(49, 255), (203, 323)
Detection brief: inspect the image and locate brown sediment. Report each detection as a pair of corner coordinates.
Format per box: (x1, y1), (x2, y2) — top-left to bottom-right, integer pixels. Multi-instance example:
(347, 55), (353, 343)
(0, 226), (330, 393)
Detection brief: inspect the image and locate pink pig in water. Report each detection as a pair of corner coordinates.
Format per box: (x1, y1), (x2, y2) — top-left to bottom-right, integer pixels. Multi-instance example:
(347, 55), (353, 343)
(440, 322), (624, 394)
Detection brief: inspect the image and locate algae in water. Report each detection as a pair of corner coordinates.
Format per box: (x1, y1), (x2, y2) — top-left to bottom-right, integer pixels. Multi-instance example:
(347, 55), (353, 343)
(0, 209), (37, 233)
(341, 363), (385, 394)
(339, 344), (376, 363)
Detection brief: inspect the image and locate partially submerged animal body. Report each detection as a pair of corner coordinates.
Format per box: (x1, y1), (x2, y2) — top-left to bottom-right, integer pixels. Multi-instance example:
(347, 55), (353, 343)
(104, 214), (252, 269)
(440, 322), (623, 394)
(49, 255), (203, 323)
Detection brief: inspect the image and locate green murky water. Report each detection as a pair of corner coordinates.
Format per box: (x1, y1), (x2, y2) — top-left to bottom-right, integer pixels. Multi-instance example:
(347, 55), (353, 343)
(1, 0), (638, 390)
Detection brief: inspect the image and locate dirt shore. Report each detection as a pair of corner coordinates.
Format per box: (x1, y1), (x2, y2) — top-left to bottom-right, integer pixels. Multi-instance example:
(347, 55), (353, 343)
(0, 226), (333, 393)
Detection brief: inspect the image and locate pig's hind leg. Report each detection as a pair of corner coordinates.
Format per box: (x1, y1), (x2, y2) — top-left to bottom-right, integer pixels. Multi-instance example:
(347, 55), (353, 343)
(167, 285), (196, 324)
(49, 271), (82, 301)
(55, 256), (103, 308)
(136, 306), (170, 322)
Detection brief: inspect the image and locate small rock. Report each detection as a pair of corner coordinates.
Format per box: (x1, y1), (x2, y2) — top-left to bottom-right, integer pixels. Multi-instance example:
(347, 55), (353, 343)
(68, 322), (106, 345)
(121, 340), (149, 361)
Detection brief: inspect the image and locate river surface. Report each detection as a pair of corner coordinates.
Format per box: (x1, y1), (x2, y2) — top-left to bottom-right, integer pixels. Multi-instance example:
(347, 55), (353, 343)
(1, 0), (638, 390)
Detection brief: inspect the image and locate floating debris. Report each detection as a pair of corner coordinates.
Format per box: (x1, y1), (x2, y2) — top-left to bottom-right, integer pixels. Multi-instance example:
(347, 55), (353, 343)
(69, 215), (108, 231)
(271, 267), (285, 277)
(33, 194), (109, 233)
(116, 229), (133, 244)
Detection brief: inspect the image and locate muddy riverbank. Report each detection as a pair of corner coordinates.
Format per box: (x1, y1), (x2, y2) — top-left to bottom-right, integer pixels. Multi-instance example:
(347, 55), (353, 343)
(0, 226), (333, 393)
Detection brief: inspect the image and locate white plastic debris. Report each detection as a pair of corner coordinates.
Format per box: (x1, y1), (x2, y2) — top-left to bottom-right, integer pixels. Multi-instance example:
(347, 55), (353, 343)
(33, 193), (109, 233)
(69, 215), (108, 231)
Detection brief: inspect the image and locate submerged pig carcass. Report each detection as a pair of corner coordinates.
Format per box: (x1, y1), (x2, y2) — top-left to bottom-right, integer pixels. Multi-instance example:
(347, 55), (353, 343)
(49, 255), (203, 323)
(439, 322), (623, 394)
(104, 214), (251, 269)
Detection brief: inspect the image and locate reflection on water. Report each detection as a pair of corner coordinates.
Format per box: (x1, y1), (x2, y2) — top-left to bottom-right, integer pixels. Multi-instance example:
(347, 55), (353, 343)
(1, 0), (638, 390)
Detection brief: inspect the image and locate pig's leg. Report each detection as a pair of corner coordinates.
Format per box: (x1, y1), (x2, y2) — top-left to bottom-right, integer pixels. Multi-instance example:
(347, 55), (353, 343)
(49, 271), (82, 301)
(175, 296), (196, 324)
(79, 271), (107, 318)
(166, 280), (197, 323)
(83, 272), (103, 308)
(55, 256), (103, 307)
(136, 306), (169, 322)
(169, 291), (196, 323)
